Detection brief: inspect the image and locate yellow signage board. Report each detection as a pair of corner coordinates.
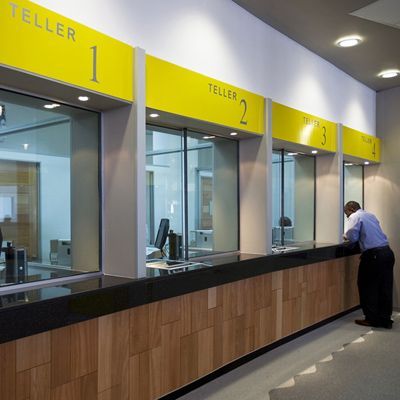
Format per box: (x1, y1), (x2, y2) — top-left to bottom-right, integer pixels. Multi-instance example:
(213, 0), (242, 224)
(0, 0), (133, 101)
(146, 55), (265, 135)
(343, 126), (381, 162)
(272, 102), (337, 152)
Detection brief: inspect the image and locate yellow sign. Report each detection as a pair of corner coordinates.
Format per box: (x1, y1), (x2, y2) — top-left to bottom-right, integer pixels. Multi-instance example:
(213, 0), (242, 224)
(0, 0), (133, 101)
(272, 102), (337, 152)
(343, 126), (380, 162)
(146, 56), (265, 135)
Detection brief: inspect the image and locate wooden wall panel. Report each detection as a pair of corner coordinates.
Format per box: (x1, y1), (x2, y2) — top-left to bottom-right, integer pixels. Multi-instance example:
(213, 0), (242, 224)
(1, 256), (360, 400)
(197, 327), (214, 377)
(0, 342), (16, 400)
(70, 319), (98, 379)
(16, 332), (50, 372)
(97, 311), (129, 394)
(30, 363), (51, 400)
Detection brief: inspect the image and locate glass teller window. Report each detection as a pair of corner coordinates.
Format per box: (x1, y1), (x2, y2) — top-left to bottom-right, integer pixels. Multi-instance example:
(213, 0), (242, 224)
(272, 150), (315, 246)
(146, 126), (239, 260)
(344, 162), (364, 229)
(0, 89), (100, 288)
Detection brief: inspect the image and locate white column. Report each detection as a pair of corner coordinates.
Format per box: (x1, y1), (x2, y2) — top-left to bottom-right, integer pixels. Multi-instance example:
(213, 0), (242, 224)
(315, 123), (343, 244)
(102, 47), (146, 278)
(239, 98), (271, 254)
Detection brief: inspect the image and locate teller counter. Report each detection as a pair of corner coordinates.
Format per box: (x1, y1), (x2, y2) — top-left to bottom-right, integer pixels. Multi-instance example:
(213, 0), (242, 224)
(0, 242), (360, 399)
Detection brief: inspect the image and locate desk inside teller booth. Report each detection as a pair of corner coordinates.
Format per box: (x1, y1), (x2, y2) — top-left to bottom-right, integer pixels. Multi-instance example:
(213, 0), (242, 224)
(146, 246), (162, 259)
(190, 229), (213, 251)
(272, 226), (294, 244)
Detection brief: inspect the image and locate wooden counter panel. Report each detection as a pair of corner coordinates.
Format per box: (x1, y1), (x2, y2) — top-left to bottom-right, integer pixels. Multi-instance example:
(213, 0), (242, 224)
(0, 256), (359, 400)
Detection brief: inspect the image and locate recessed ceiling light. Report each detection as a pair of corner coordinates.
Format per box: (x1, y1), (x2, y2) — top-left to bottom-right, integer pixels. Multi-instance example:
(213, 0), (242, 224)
(149, 113), (159, 118)
(44, 103), (60, 109)
(78, 96), (89, 102)
(378, 69), (400, 79)
(336, 36), (362, 48)
(230, 132), (238, 136)
(203, 136), (215, 140)
(311, 150), (318, 154)
(364, 161), (370, 165)
(287, 152), (298, 156)
(23, 143), (29, 150)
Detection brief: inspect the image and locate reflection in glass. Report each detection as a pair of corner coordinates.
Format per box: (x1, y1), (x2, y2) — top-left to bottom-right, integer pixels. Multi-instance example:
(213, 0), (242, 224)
(146, 127), (184, 258)
(0, 89), (100, 287)
(272, 150), (315, 246)
(187, 132), (238, 257)
(272, 150), (283, 244)
(145, 127), (238, 260)
(344, 163), (363, 229)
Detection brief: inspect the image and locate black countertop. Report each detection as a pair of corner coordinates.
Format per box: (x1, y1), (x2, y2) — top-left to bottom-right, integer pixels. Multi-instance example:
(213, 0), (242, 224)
(0, 242), (359, 343)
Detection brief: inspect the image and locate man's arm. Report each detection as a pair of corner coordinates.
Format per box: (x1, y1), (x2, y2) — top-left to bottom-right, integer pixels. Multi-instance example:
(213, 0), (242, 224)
(344, 214), (361, 243)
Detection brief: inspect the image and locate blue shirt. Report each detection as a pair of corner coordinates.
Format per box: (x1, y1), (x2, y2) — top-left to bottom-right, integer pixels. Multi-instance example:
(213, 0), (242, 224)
(344, 209), (388, 252)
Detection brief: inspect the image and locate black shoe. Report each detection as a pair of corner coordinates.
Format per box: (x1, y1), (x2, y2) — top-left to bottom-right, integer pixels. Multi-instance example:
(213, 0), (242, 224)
(380, 320), (393, 329)
(355, 319), (374, 327)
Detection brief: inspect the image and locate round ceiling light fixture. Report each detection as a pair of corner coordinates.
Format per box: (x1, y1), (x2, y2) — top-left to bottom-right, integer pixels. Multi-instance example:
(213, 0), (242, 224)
(336, 36), (362, 48)
(378, 69), (400, 79)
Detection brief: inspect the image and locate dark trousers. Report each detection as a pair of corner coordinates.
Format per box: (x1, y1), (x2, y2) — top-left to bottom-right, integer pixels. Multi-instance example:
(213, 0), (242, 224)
(358, 246), (395, 325)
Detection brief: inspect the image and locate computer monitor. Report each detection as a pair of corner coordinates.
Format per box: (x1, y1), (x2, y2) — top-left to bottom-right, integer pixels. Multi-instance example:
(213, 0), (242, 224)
(154, 219), (169, 251)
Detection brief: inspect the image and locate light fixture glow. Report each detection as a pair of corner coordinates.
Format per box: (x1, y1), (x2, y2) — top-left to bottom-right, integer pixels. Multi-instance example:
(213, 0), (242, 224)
(78, 96), (89, 102)
(149, 113), (159, 118)
(378, 69), (400, 79)
(311, 150), (318, 154)
(345, 163), (354, 166)
(336, 36), (362, 48)
(364, 161), (370, 165)
(44, 103), (60, 109)
(203, 136), (215, 140)
(23, 143), (29, 150)
(287, 152), (298, 156)
(230, 132), (238, 136)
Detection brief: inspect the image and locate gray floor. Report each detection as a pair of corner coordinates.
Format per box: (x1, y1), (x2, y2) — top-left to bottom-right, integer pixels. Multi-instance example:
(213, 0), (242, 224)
(178, 311), (400, 400)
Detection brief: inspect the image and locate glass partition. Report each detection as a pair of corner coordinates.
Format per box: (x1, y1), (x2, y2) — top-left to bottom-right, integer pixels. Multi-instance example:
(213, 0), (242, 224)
(344, 163), (364, 229)
(272, 150), (315, 246)
(187, 132), (238, 257)
(146, 126), (238, 260)
(0, 89), (100, 288)
(145, 126), (184, 258)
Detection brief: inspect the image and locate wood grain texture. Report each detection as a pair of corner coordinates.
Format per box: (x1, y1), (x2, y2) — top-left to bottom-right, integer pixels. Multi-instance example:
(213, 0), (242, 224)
(198, 327), (214, 377)
(161, 321), (181, 394)
(180, 333), (198, 386)
(2, 256), (359, 400)
(30, 364), (51, 400)
(70, 319), (98, 379)
(51, 326), (71, 388)
(16, 332), (50, 372)
(98, 310), (129, 393)
(0, 341), (16, 400)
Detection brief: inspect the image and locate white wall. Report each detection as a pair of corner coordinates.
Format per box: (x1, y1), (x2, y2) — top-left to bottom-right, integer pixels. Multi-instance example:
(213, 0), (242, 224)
(366, 86), (400, 308)
(32, 0), (375, 134)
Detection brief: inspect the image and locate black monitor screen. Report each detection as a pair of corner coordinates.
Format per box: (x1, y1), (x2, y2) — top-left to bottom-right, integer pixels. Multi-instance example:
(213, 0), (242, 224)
(154, 219), (169, 250)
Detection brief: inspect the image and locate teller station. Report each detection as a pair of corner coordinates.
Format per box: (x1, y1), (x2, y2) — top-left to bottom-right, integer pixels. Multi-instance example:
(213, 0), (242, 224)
(0, 4), (383, 400)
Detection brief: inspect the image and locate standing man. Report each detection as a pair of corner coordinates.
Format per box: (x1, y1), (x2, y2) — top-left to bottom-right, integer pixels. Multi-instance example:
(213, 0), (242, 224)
(344, 201), (395, 328)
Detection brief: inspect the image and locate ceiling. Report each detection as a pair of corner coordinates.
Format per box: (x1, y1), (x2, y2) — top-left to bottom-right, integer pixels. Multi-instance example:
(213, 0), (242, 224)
(232, 0), (400, 92)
